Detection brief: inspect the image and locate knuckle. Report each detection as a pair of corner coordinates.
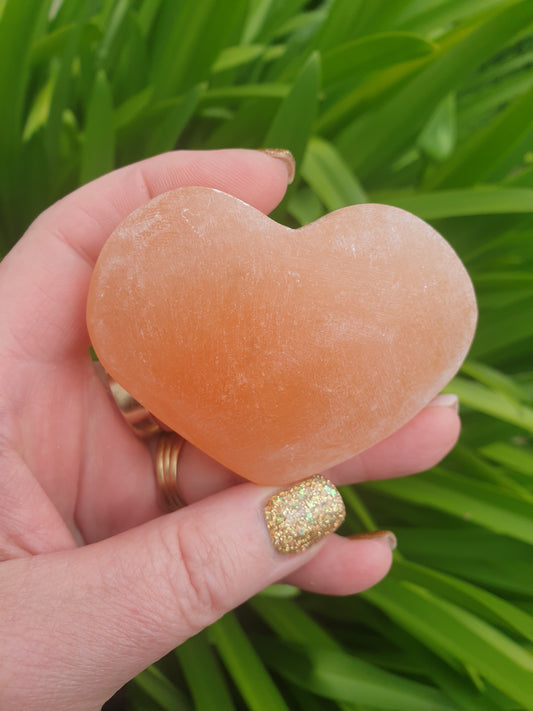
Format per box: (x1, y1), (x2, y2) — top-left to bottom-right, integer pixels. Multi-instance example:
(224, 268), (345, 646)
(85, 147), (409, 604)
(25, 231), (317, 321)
(157, 516), (236, 635)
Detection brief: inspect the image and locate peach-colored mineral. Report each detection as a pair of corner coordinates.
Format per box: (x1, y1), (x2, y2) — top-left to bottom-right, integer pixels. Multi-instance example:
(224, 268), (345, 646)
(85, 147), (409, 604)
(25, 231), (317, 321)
(87, 187), (477, 485)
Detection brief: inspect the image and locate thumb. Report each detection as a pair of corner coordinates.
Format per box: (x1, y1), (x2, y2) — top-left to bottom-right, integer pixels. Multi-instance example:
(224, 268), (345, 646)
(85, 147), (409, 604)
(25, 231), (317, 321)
(2, 477), (344, 711)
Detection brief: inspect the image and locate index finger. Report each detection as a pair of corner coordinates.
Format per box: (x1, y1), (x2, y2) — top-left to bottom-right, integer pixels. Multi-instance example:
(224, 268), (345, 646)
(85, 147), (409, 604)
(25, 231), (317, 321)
(0, 149), (292, 363)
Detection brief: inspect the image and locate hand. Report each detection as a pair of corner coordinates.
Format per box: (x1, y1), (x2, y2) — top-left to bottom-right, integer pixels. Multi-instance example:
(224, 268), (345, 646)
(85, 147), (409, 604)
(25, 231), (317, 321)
(0, 149), (460, 710)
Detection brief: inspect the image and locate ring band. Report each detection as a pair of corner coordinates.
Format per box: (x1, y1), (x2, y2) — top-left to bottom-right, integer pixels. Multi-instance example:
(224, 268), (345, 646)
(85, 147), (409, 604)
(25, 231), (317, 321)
(107, 375), (162, 438)
(155, 432), (186, 511)
(105, 374), (186, 510)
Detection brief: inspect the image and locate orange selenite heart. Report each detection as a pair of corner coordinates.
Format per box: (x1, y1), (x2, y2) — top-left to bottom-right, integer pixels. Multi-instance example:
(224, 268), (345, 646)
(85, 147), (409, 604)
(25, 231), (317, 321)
(87, 187), (477, 485)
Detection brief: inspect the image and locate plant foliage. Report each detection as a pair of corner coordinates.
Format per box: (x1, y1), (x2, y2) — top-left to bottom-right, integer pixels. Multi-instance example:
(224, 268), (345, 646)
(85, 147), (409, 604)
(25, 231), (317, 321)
(1, 1), (532, 709)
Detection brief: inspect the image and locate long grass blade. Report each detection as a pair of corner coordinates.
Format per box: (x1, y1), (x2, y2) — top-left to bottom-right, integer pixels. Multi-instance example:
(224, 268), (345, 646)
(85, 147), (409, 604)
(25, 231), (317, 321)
(391, 559), (533, 643)
(365, 578), (533, 710)
(264, 52), (320, 177)
(145, 83), (205, 156)
(322, 32), (433, 89)
(176, 631), (236, 711)
(368, 467), (533, 543)
(376, 187), (533, 219)
(302, 137), (367, 211)
(258, 638), (459, 711)
(0, 0), (50, 244)
(446, 376), (533, 434)
(209, 612), (291, 711)
(427, 81), (533, 188)
(132, 665), (191, 711)
(150, 0), (248, 100)
(80, 69), (115, 184)
(481, 441), (533, 476)
(338, 1), (533, 175)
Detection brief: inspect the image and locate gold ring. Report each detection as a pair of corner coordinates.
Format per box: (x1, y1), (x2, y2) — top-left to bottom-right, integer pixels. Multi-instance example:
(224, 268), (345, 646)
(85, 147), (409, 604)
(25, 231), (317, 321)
(155, 432), (186, 511)
(107, 375), (161, 438)
(105, 374), (186, 509)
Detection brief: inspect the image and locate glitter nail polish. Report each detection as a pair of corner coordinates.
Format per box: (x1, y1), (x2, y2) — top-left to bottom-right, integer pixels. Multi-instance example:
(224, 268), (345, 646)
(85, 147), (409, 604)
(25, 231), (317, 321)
(264, 475), (345, 554)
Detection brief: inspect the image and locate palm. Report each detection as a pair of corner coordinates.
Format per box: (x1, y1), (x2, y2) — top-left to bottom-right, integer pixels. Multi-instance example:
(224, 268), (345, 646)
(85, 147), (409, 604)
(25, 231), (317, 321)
(1, 336), (154, 554)
(0, 150), (458, 561)
(0, 152), (289, 557)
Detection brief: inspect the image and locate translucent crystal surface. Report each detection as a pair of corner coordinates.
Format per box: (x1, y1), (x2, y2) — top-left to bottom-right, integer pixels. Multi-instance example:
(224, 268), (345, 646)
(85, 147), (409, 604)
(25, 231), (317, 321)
(87, 187), (477, 485)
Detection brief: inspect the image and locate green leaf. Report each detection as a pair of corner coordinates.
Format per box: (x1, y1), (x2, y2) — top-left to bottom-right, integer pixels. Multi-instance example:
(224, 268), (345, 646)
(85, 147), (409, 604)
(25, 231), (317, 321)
(445, 443), (533, 499)
(29, 21), (100, 69)
(0, 0), (48, 144)
(445, 376), (533, 434)
(0, 0), (50, 239)
(109, 10), (150, 102)
(176, 631), (236, 711)
(80, 69), (115, 184)
(301, 137), (367, 211)
(321, 31), (434, 88)
(461, 361), (533, 405)
(428, 81), (533, 188)
(212, 44), (270, 73)
(365, 579), (533, 710)
(133, 665), (191, 711)
(22, 66), (58, 143)
(145, 83), (205, 156)
(481, 442), (533, 476)
(95, 0), (132, 70)
(316, 0), (409, 51)
(114, 87), (153, 131)
(258, 638), (459, 711)
(287, 187), (325, 225)
(204, 83), (289, 101)
(136, 0), (162, 37)
(459, 62), (533, 138)
(203, 96), (280, 150)
(395, 0), (508, 35)
(387, 526), (533, 596)
(419, 93), (457, 162)
(264, 51), (320, 176)
(150, 0), (248, 99)
(251, 597), (340, 650)
(258, 583), (301, 598)
(375, 187), (533, 219)
(242, 0), (309, 44)
(368, 467), (533, 543)
(329, 0), (411, 38)
(391, 559), (533, 644)
(45, 0), (89, 166)
(209, 613), (291, 711)
(318, 51), (431, 136)
(467, 289), (533, 362)
(337, 0), (533, 175)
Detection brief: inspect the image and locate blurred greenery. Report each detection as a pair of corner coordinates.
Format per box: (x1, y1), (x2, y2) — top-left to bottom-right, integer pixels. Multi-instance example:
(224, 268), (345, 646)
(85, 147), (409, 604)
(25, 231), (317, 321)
(1, 0), (532, 709)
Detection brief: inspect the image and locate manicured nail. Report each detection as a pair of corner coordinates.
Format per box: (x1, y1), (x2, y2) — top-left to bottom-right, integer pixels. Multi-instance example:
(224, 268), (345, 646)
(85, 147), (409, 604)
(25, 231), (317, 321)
(261, 148), (296, 184)
(264, 475), (345, 554)
(429, 393), (459, 413)
(348, 530), (397, 550)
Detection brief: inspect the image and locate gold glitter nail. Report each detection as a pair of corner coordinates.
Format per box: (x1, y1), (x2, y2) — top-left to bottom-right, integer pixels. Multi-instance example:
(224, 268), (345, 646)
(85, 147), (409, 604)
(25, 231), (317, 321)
(264, 475), (345, 554)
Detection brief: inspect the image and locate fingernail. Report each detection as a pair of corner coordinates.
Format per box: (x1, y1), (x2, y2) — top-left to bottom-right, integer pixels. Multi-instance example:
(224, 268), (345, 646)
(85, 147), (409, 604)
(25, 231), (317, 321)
(261, 148), (296, 184)
(348, 530), (397, 551)
(428, 393), (459, 413)
(264, 475), (345, 554)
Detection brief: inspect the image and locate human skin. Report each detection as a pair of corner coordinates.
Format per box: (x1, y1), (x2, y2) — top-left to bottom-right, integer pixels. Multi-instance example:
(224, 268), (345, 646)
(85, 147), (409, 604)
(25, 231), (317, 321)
(0, 149), (460, 710)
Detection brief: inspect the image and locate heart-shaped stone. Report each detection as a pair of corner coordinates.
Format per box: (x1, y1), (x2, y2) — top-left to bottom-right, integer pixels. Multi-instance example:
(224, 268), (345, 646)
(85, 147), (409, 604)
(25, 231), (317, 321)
(87, 187), (477, 485)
